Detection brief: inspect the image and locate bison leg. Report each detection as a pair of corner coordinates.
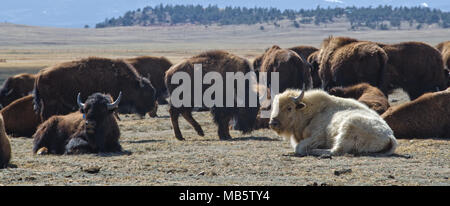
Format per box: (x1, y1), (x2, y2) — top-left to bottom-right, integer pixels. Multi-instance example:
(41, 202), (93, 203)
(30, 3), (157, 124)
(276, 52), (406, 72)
(148, 101), (158, 118)
(218, 118), (232, 140)
(181, 110), (204, 137)
(169, 106), (184, 140)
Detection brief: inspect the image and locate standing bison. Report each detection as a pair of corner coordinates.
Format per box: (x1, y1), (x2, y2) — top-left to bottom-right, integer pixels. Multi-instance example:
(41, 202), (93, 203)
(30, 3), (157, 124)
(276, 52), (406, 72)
(33, 57), (156, 121)
(328, 83), (390, 114)
(269, 88), (397, 156)
(33, 93), (122, 155)
(436, 41), (450, 86)
(378, 41), (447, 99)
(307, 51), (321, 88)
(126, 56), (173, 117)
(259, 45), (313, 92)
(0, 73), (36, 108)
(288, 45), (318, 60)
(317, 36), (388, 92)
(381, 88), (450, 139)
(165, 50), (259, 140)
(0, 114), (11, 168)
(436, 41), (450, 70)
(0, 95), (41, 137)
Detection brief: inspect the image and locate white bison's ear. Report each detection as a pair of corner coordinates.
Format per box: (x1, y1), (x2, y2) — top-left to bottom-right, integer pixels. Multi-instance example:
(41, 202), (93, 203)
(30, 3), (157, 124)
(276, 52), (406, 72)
(295, 102), (306, 110)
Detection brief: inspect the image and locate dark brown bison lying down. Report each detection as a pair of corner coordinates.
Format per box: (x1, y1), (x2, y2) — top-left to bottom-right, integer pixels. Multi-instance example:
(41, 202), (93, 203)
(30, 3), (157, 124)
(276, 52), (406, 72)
(0, 114), (11, 168)
(259, 45), (313, 92)
(165, 50), (259, 140)
(328, 83), (390, 114)
(307, 50), (321, 88)
(33, 93), (122, 154)
(378, 41), (447, 100)
(0, 73), (36, 108)
(33, 57), (156, 121)
(0, 95), (41, 137)
(126, 56), (173, 117)
(318, 36), (388, 92)
(381, 88), (450, 139)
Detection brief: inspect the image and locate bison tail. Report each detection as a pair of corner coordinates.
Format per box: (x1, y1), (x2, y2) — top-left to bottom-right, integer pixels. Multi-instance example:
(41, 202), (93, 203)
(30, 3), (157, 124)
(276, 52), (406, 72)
(32, 87), (41, 115)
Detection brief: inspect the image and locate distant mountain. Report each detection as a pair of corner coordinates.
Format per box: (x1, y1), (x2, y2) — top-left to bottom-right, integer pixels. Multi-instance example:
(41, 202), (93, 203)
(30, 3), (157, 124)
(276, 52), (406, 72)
(1, 0), (449, 28)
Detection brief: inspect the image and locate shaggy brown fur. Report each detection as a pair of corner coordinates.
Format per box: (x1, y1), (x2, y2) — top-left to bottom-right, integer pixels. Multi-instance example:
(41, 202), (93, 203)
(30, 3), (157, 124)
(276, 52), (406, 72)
(381, 88), (450, 139)
(307, 50), (321, 88)
(288, 45), (318, 60)
(436, 41), (450, 86)
(0, 73), (36, 108)
(259, 45), (313, 92)
(0, 95), (41, 137)
(165, 50), (259, 140)
(125, 56), (173, 117)
(436, 41), (450, 70)
(0, 114), (11, 168)
(318, 36), (388, 93)
(32, 93), (121, 154)
(33, 57), (156, 121)
(328, 83), (390, 114)
(377, 41), (447, 100)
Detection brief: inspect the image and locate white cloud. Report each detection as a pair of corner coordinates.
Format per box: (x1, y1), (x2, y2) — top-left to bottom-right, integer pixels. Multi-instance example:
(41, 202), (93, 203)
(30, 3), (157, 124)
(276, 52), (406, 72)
(421, 2), (429, 7)
(325, 0), (344, 3)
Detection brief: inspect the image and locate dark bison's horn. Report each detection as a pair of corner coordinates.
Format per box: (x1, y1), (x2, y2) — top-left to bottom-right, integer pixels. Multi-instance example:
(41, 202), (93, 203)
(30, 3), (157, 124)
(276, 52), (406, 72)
(293, 84), (306, 102)
(77, 93), (85, 109)
(107, 92), (122, 110)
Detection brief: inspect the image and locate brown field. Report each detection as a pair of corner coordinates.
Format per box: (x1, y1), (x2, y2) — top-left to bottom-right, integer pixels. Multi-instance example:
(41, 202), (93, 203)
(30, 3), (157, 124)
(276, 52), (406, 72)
(0, 22), (449, 185)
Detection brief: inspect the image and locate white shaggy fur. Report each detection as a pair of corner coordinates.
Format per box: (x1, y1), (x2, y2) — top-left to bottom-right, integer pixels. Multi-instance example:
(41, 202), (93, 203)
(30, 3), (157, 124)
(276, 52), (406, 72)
(270, 89), (397, 156)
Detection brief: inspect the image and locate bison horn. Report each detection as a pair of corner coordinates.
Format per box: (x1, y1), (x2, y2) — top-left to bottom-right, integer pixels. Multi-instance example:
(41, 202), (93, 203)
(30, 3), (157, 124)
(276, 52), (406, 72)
(293, 84), (306, 102)
(77, 93), (85, 109)
(107, 92), (122, 110)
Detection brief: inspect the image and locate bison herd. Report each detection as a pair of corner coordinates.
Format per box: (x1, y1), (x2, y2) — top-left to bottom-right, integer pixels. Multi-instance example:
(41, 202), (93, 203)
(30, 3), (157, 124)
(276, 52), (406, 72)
(0, 37), (449, 168)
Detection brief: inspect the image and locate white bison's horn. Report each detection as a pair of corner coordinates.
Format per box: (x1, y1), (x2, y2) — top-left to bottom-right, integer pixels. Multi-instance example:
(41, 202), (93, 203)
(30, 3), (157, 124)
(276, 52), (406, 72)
(107, 92), (122, 110)
(77, 93), (85, 109)
(293, 84), (306, 102)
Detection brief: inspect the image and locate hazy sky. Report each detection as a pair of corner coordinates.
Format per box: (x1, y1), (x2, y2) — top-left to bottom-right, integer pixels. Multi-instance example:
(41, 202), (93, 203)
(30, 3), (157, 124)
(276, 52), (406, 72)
(0, 0), (448, 28)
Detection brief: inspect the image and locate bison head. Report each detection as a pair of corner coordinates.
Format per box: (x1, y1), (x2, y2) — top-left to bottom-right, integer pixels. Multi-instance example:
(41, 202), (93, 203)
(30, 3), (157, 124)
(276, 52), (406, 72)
(0, 76), (31, 108)
(117, 77), (156, 117)
(269, 87), (306, 136)
(77, 92), (121, 135)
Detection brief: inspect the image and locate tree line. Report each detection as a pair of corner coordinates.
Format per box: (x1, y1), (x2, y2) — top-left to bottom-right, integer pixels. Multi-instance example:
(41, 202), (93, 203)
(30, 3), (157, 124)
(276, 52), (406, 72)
(95, 4), (450, 30)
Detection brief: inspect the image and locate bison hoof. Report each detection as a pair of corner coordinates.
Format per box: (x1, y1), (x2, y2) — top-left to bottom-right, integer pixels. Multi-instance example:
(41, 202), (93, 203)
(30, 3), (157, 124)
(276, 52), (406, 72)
(36, 147), (49, 155)
(175, 136), (185, 141)
(197, 130), (205, 137)
(219, 135), (232, 141)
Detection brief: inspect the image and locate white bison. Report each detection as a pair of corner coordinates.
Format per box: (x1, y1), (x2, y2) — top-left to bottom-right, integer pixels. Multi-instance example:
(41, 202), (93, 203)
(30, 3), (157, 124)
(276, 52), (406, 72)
(269, 88), (397, 156)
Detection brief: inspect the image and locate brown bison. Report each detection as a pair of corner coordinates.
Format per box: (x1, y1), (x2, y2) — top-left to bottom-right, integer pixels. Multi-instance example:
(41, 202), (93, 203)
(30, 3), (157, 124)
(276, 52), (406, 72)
(436, 41), (450, 70)
(33, 93), (122, 154)
(378, 41), (447, 100)
(0, 73), (36, 108)
(307, 50), (321, 88)
(381, 88), (450, 139)
(165, 50), (259, 140)
(328, 83), (390, 114)
(259, 45), (313, 92)
(0, 114), (11, 168)
(288, 45), (319, 60)
(318, 36), (388, 92)
(0, 95), (41, 137)
(33, 57), (156, 121)
(125, 56), (173, 117)
(436, 41), (450, 86)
